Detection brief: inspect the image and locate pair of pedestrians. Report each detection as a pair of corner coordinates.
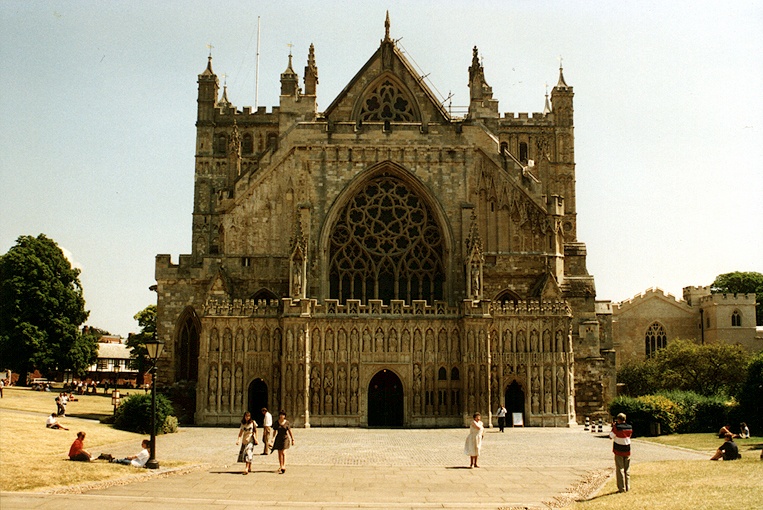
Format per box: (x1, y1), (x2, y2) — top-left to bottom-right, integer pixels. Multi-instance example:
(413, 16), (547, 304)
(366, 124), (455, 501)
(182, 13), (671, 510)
(237, 408), (295, 474)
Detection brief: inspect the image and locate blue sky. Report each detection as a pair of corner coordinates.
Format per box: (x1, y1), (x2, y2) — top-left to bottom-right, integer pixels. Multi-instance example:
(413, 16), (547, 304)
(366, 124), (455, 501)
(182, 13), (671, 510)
(1, 1), (761, 337)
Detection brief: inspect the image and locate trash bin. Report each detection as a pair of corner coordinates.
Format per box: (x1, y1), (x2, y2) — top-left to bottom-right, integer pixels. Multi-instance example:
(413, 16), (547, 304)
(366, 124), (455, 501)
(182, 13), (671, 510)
(649, 422), (661, 436)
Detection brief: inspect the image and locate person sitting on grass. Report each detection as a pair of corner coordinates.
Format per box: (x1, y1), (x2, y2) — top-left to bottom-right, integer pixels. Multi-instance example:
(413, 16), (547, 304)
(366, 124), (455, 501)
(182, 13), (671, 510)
(718, 423), (738, 439)
(710, 433), (741, 461)
(46, 413), (68, 430)
(68, 431), (92, 462)
(108, 440), (150, 467)
(739, 422), (750, 439)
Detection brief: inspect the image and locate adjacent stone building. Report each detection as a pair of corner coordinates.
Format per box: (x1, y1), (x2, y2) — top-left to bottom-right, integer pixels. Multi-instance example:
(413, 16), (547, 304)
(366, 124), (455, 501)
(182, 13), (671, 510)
(155, 16), (615, 427)
(612, 286), (760, 366)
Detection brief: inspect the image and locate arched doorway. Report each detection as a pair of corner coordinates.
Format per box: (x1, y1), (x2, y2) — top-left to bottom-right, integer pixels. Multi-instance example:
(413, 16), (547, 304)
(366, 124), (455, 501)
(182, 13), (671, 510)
(505, 381), (525, 426)
(248, 379), (268, 427)
(368, 369), (404, 427)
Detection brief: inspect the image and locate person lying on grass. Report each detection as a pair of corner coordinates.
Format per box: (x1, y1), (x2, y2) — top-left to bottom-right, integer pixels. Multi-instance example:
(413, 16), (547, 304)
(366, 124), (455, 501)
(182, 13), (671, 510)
(46, 413), (68, 430)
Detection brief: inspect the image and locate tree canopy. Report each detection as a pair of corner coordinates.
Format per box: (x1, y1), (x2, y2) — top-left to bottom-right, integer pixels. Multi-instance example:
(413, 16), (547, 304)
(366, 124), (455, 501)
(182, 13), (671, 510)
(0, 234), (96, 381)
(711, 271), (763, 325)
(126, 304), (156, 385)
(617, 339), (750, 397)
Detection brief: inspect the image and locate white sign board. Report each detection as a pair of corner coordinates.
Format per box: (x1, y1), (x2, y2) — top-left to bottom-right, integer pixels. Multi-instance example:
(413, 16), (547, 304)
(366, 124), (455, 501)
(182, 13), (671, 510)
(512, 412), (524, 427)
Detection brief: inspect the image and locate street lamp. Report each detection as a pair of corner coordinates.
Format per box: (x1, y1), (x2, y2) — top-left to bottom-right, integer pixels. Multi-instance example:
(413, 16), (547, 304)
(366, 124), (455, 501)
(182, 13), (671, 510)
(145, 334), (165, 470)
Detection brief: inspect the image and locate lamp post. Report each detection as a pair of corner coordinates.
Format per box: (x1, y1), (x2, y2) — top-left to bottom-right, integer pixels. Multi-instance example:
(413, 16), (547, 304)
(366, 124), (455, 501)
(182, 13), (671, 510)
(144, 334), (165, 470)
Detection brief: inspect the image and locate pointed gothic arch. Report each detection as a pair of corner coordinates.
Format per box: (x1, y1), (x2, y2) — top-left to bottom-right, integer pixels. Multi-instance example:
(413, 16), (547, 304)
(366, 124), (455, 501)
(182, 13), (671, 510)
(320, 162), (453, 304)
(176, 307), (201, 382)
(645, 322), (667, 358)
(250, 288), (279, 304)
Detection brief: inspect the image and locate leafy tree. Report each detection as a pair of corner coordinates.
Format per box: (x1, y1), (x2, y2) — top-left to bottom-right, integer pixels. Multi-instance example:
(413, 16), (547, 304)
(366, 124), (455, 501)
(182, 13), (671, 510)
(126, 304), (156, 386)
(711, 271), (763, 325)
(649, 339), (749, 396)
(737, 351), (763, 431)
(616, 361), (660, 397)
(0, 234), (95, 384)
(617, 340), (749, 397)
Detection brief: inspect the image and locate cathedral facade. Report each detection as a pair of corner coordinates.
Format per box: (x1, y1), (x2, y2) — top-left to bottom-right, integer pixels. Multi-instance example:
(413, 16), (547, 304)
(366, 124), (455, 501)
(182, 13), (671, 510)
(155, 17), (615, 427)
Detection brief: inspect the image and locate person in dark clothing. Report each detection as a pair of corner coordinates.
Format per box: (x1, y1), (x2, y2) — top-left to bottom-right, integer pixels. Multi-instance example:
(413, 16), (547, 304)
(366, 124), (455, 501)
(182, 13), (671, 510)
(710, 433), (740, 461)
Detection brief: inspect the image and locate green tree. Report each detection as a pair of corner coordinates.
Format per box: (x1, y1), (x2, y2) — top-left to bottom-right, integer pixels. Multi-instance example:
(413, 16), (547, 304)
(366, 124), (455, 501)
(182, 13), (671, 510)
(126, 304), (156, 386)
(0, 234), (95, 384)
(738, 351), (763, 431)
(650, 339), (749, 396)
(711, 271), (763, 325)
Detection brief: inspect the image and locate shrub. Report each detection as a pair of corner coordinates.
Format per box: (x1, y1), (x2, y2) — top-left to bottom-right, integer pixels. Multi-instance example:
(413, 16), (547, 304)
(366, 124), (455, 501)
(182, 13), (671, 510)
(610, 391), (738, 436)
(609, 396), (651, 436)
(113, 393), (176, 435)
(162, 415), (179, 434)
(162, 381), (197, 425)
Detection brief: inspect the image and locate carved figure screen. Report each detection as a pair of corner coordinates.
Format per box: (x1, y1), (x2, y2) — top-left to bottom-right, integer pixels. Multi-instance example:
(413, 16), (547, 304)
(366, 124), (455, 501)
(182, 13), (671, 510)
(329, 175), (444, 304)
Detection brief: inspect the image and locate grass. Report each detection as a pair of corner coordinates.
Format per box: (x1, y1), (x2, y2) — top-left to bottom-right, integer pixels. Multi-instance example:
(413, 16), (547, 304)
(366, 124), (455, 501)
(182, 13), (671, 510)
(0, 386), (185, 492)
(570, 434), (763, 510)
(569, 457), (763, 510)
(0, 384), (140, 420)
(639, 432), (762, 454)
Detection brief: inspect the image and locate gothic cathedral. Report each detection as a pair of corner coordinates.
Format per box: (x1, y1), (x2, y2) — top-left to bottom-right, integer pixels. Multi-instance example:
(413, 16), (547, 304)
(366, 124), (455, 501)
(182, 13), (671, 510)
(155, 16), (615, 427)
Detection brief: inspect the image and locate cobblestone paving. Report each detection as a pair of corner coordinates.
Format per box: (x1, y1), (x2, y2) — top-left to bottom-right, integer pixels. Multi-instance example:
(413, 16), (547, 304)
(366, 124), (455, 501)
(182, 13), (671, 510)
(1, 426), (708, 510)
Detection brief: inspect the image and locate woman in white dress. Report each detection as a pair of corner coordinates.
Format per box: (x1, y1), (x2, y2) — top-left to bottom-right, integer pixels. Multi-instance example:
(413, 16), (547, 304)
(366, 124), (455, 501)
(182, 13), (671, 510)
(464, 412), (484, 468)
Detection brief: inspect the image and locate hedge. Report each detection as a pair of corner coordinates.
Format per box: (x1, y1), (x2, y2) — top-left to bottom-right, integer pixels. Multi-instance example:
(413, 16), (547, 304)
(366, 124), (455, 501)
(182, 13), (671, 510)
(609, 391), (737, 436)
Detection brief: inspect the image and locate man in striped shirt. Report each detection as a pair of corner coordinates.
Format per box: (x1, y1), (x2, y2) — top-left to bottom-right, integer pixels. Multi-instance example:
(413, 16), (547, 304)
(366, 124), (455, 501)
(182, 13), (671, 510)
(610, 412), (633, 493)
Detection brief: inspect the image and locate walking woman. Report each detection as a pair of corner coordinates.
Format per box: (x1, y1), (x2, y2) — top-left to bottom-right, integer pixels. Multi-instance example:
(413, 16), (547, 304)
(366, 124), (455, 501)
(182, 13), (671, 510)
(464, 412), (484, 468)
(272, 409), (295, 474)
(235, 411), (258, 473)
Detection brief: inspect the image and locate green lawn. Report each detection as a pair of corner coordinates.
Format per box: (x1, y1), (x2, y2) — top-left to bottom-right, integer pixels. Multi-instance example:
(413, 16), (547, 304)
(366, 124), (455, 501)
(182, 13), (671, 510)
(639, 432), (762, 454)
(0, 386), (186, 492)
(570, 433), (763, 510)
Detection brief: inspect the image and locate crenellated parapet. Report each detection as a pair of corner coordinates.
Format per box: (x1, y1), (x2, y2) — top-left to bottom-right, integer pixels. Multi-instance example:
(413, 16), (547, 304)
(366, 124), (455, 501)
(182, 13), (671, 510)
(500, 112), (554, 126)
(200, 297), (572, 319)
(613, 287), (687, 312)
(698, 292), (756, 305)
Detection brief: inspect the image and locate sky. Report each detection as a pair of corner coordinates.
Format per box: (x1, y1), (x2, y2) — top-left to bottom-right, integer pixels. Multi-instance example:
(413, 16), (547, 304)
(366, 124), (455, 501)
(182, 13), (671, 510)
(1, 1), (761, 338)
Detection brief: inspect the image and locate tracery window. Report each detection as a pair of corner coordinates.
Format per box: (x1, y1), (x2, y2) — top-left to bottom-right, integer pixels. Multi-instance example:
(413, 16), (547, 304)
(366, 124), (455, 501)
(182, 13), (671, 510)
(358, 79), (416, 122)
(329, 175), (444, 304)
(177, 309), (200, 382)
(645, 322), (667, 358)
(731, 310), (741, 327)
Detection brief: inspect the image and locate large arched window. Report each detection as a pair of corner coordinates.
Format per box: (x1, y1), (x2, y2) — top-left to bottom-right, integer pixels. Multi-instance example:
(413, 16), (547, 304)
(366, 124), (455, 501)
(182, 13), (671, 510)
(177, 308), (200, 382)
(645, 322), (667, 358)
(329, 174), (444, 304)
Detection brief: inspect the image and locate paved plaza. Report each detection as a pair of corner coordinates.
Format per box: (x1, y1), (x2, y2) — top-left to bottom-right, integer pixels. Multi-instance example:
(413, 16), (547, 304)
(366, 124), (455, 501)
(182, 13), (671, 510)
(1, 424), (707, 510)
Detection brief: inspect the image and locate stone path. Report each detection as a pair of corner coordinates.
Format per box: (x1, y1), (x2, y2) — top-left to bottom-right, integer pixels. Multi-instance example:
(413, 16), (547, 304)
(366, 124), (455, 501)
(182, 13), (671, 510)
(0, 425), (708, 510)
